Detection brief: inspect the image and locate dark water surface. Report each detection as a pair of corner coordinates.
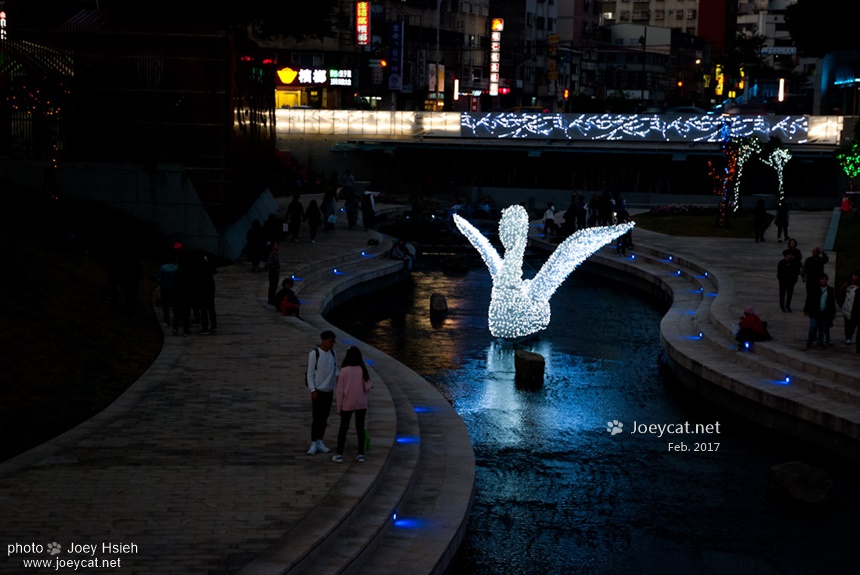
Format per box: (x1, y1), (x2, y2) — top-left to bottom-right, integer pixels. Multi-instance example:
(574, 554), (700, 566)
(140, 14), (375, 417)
(328, 257), (860, 575)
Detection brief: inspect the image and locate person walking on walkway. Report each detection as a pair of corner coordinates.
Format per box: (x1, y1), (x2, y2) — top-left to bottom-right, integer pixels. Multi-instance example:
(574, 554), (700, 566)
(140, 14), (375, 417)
(306, 199), (323, 243)
(839, 270), (859, 345)
(777, 248), (801, 312)
(286, 193), (305, 243)
(804, 273), (836, 348)
(801, 246), (829, 299)
(306, 330), (338, 455)
(331, 346), (373, 464)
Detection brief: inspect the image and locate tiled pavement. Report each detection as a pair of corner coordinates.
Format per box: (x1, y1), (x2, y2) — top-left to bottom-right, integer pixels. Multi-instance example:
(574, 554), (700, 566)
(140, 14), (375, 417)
(1, 200), (857, 575)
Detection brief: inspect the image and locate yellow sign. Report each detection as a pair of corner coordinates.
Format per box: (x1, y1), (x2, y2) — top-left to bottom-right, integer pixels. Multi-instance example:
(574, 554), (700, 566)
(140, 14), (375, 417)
(715, 65), (724, 96)
(491, 18), (504, 32)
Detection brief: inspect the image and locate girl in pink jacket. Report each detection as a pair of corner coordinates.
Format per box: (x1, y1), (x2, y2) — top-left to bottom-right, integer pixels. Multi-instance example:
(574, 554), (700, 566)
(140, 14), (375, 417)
(332, 346), (373, 463)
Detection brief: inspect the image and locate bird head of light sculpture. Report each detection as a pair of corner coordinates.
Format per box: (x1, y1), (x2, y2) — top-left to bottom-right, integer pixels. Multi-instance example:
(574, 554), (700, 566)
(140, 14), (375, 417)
(454, 205), (634, 339)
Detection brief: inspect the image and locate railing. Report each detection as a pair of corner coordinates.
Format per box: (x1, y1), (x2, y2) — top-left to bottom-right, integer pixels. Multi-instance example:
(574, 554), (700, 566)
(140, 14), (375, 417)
(275, 109), (847, 146)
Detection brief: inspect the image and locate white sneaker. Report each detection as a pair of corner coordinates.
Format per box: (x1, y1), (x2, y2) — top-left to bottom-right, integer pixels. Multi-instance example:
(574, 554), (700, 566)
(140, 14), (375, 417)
(307, 441), (318, 455)
(316, 440), (331, 453)
(331, 454), (343, 463)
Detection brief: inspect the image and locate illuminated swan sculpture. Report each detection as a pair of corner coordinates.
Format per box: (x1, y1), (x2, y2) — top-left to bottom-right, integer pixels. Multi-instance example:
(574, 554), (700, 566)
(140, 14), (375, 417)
(454, 205), (634, 339)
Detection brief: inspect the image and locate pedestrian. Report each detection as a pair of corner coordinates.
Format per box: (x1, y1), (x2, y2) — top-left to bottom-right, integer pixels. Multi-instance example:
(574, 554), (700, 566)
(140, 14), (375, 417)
(801, 246), (829, 298)
(156, 256), (178, 326)
(331, 346), (373, 464)
(306, 199), (323, 243)
(776, 248), (801, 312)
(286, 193), (305, 242)
(245, 219), (266, 272)
(774, 202), (789, 242)
(274, 277), (301, 317)
(198, 253), (217, 334)
(306, 330), (338, 455)
(322, 189), (338, 232)
(361, 192), (376, 231)
(804, 273), (836, 348)
(345, 188), (360, 230)
(753, 198), (768, 242)
(172, 249), (192, 336)
(838, 270), (859, 344)
(542, 202), (557, 237)
(785, 237), (802, 263)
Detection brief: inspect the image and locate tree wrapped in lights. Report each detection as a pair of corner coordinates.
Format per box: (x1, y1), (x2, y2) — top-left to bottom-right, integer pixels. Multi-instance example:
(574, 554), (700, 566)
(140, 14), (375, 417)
(454, 205), (634, 339)
(732, 137), (762, 212)
(760, 139), (793, 205)
(837, 143), (860, 190)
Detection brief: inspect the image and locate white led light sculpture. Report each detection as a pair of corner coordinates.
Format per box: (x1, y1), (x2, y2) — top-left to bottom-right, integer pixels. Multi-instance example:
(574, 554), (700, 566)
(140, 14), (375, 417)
(454, 205), (634, 339)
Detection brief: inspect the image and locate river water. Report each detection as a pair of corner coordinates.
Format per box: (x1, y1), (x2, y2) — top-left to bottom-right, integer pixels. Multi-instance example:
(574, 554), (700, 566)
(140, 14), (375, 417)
(328, 257), (860, 575)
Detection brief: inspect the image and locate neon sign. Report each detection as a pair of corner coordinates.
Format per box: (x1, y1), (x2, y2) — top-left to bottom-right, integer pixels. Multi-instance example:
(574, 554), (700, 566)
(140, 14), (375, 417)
(276, 67), (354, 87)
(356, 2), (370, 46)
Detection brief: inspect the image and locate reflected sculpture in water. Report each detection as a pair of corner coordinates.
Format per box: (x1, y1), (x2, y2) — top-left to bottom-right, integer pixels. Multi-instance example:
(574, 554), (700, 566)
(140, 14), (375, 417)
(454, 205), (633, 339)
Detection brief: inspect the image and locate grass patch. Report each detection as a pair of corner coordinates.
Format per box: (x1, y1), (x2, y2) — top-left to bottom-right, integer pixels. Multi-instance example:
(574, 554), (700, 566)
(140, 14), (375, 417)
(633, 206), (773, 238)
(834, 210), (860, 283)
(0, 193), (164, 463)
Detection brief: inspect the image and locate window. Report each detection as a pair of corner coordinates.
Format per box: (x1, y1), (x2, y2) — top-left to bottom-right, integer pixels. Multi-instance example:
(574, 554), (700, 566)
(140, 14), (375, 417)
(536, 16), (546, 30)
(686, 9), (696, 19)
(292, 53), (323, 67)
(655, 9), (664, 19)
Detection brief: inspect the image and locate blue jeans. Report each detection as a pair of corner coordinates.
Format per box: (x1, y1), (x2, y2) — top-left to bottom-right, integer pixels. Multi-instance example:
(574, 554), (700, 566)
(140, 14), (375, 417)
(807, 315), (831, 346)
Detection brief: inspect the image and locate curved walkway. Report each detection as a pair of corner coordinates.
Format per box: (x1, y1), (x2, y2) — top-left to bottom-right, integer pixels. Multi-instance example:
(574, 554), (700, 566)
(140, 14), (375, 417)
(0, 200), (474, 575)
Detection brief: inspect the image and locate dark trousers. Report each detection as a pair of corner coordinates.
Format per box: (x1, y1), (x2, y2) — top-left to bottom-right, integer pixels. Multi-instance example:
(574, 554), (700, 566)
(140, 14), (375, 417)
(309, 222), (319, 241)
(776, 224), (788, 240)
(200, 291), (216, 331)
(311, 391), (334, 442)
(778, 281), (795, 311)
(160, 287), (174, 324)
(267, 271), (279, 306)
(336, 408), (367, 456)
(807, 315), (831, 346)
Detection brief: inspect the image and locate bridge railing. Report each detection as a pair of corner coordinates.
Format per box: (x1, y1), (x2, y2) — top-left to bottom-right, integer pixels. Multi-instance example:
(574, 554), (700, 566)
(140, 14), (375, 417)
(275, 109), (847, 146)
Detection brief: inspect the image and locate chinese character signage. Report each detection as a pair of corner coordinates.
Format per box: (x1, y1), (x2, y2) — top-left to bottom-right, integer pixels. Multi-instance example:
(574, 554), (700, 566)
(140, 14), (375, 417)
(489, 24), (502, 96)
(277, 67), (354, 87)
(356, 2), (370, 46)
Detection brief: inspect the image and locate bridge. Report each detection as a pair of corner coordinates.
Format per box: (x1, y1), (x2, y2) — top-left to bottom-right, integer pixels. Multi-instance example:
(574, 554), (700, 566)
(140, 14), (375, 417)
(275, 109), (849, 155)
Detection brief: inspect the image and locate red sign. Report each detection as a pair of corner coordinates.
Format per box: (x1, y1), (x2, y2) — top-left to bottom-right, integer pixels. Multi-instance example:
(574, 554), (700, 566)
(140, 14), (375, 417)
(356, 2), (370, 46)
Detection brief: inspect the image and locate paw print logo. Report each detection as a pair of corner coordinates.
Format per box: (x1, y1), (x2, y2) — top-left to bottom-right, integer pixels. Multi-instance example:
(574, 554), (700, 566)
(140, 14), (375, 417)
(606, 420), (623, 436)
(47, 542), (62, 556)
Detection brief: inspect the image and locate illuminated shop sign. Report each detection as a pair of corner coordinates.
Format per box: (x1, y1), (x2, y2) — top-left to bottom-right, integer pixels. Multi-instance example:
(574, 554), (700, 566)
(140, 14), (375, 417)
(489, 19), (503, 96)
(276, 67), (354, 87)
(356, 2), (370, 46)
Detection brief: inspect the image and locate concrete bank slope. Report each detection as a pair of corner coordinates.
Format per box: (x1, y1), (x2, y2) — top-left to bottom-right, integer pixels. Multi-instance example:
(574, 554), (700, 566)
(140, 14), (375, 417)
(0, 201), (474, 575)
(531, 210), (860, 461)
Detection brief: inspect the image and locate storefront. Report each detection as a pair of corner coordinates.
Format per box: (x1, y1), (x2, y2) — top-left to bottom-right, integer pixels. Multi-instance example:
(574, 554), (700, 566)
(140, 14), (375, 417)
(275, 65), (357, 109)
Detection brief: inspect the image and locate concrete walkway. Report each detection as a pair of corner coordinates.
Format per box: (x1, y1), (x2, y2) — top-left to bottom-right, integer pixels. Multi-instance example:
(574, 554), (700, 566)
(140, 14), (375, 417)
(0, 198), (474, 575)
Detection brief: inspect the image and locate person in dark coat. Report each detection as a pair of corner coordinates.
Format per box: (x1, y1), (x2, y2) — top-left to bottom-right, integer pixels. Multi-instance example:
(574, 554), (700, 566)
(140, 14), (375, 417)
(306, 199), (323, 242)
(804, 273), (836, 348)
(286, 194), (305, 242)
(776, 249), (801, 312)
(245, 219), (266, 272)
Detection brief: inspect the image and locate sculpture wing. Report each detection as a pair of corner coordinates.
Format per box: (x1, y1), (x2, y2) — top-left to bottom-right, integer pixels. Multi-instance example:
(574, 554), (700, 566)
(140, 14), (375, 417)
(453, 214), (502, 280)
(528, 223), (635, 301)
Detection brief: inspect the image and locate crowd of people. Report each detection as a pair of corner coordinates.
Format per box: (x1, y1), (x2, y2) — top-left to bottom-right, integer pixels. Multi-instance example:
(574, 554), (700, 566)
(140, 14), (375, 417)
(733, 236), (858, 353)
(156, 243), (217, 336)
